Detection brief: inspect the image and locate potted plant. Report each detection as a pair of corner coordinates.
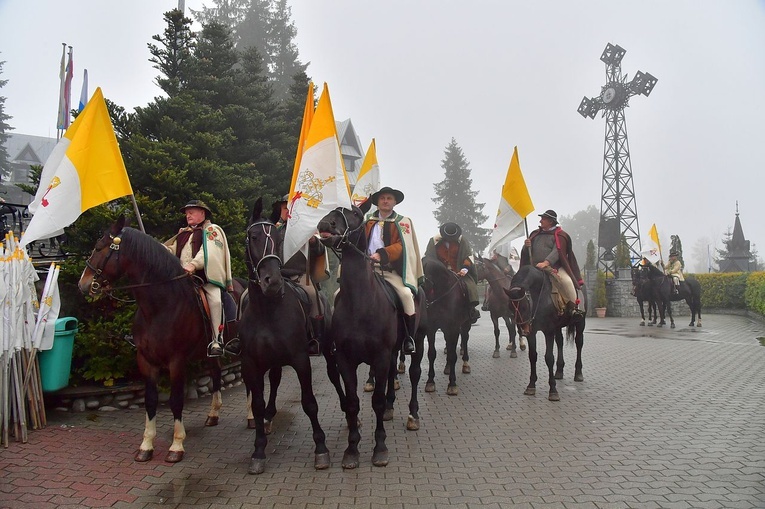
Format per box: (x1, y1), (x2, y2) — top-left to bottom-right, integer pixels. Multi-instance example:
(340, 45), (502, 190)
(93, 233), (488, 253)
(594, 270), (607, 317)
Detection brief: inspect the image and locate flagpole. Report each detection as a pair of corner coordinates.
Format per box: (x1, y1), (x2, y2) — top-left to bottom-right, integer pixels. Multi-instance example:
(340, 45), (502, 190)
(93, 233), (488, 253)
(130, 195), (145, 233)
(524, 217), (531, 260)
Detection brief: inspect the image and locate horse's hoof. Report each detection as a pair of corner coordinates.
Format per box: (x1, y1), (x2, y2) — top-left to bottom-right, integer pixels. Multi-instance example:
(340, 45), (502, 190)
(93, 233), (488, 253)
(383, 408), (394, 421)
(697, 322), (702, 328)
(398, 361), (406, 374)
(519, 338), (527, 351)
(548, 391), (560, 402)
(394, 379), (400, 391)
(639, 321), (645, 326)
(204, 415), (219, 427)
(247, 418), (256, 429)
(574, 372), (584, 382)
(342, 452), (360, 469)
(264, 420), (272, 435)
(363, 382), (375, 392)
(670, 323), (676, 329)
(406, 415), (420, 431)
(314, 452), (330, 470)
(446, 385), (459, 396)
(554, 371), (563, 380)
(134, 449), (153, 462)
(524, 387), (536, 396)
(462, 363), (471, 374)
(648, 323), (654, 327)
(443, 365), (451, 375)
(493, 350), (500, 359)
(510, 351), (518, 358)
(425, 382), (436, 393)
(372, 450), (389, 467)
(165, 450), (184, 463)
(506, 343), (512, 350)
(248, 458), (266, 475)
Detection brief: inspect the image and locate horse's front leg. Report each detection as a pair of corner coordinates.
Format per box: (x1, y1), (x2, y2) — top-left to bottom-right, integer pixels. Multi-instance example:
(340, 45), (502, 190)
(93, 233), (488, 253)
(136, 369), (159, 462)
(554, 328), (565, 380)
(666, 301), (676, 329)
(165, 363), (187, 463)
(371, 356), (390, 467)
(524, 333), (538, 396)
(503, 316), (518, 358)
(204, 359), (223, 426)
(544, 331), (559, 401)
(321, 345), (347, 413)
(574, 324), (584, 382)
(406, 331), (425, 431)
(460, 323), (471, 374)
(638, 301), (646, 326)
(444, 330), (459, 396)
(293, 357), (330, 470)
(425, 329), (437, 393)
(247, 371), (269, 474)
(492, 315), (501, 358)
(264, 366), (282, 435)
(383, 350), (397, 421)
(339, 356), (361, 469)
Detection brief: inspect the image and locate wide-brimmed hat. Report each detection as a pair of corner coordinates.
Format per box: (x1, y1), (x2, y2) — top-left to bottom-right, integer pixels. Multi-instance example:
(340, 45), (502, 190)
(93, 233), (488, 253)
(669, 250), (678, 257)
(370, 186), (404, 206)
(538, 209), (558, 223)
(439, 222), (462, 240)
(179, 199), (212, 217)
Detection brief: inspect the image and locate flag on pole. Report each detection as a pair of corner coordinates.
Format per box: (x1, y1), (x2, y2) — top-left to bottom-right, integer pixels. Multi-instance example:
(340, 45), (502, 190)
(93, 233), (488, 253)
(78, 69), (88, 112)
(351, 138), (381, 206)
(56, 46), (74, 130)
(21, 87), (133, 248)
(487, 146), (534, 254)
(56, 44), (67, 130)
(284, 83), (352, 262)
(641, 223), (662, 264)
(289, 82), (315, 199)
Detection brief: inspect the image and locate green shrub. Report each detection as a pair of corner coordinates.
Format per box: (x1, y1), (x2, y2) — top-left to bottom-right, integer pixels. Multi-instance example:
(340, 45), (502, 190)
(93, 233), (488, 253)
(594, 270), (607, 308)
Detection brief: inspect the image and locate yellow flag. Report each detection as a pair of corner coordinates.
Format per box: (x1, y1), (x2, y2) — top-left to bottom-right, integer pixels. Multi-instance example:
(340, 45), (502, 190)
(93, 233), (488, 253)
(488, 146), (534, 253)
(352, 138), (381, 205)
(649, 223), (660, 250)
(289, 82), (315, 200)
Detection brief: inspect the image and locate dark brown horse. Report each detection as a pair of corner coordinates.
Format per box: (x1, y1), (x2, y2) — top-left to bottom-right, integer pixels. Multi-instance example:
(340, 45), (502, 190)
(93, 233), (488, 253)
(317, 204), (425, 469)
(631, 264), (658, 326)
(421, 257), (472, 395)
(506, 265), (586, 401)
(78, 216), (234, 462)
(474, 255), (524, 358)
(640, 261), (702, 328)
(239, 198), (339, 474)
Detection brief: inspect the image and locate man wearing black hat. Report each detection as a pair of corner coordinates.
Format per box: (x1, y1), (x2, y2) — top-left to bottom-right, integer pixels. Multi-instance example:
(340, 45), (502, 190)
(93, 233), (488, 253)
(521, 209), (584, 319)
(271, 193), (329, 356)
(364, 186), (423, 355)
(664, 250), (684, 295)
(165, 200), (233, 357)
(425, 222), (481, 324)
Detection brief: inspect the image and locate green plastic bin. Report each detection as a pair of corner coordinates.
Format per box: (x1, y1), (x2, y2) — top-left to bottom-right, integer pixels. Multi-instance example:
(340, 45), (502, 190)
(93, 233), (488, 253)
(39, 317), (78, 392)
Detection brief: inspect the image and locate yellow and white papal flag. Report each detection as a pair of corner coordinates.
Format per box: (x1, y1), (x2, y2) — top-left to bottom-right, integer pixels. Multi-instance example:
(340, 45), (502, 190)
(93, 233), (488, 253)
(21, 87), (133, 247)
(487, 146), (534, 254)
(352, 138), (381, 206)
(283, 83), (352, 262)
(641, 223), (662, 265)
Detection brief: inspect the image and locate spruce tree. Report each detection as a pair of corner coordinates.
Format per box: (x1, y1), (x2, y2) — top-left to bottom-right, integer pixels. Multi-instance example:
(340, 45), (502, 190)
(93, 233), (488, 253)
(0, 58), (12, 183)
(432, 138), (489, 253)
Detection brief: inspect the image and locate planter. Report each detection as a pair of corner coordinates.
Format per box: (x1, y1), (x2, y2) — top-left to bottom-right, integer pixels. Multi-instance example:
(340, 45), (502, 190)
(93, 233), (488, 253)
(595, 307), (607, 318)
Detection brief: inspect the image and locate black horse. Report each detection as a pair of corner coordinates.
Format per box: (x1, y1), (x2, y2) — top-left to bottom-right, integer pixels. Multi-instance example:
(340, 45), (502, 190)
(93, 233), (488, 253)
(640, 261), (702, 328)
(317, 204), (426, 469)
(631, 264), (658, 326)
(475, 255), (523, 358)
(239, 198), (341, 474)
(421, 257), (472, 395)
(506, 265), (586, 401)
(78, 216), (238, 462)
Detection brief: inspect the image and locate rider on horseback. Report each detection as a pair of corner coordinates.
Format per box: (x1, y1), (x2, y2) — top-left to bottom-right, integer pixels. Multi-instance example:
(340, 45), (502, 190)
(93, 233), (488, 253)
(664, 250), (684, 295)
(164, 200), (234, 357)
(482, 246), (515, 311)
(521, 209), (585, 321)
(363, 187), (422, 355)
(424, 222), (481, 324)
(273, 194), (330, 356)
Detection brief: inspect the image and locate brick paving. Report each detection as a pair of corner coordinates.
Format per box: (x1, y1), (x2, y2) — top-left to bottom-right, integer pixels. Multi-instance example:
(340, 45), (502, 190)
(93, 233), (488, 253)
(2, 314), (764, 509)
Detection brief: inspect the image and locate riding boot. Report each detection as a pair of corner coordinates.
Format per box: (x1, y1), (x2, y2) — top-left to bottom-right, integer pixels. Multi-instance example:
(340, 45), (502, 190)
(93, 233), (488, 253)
(223, 321), (240, 356)
(402, 314), (416, 355)
(308, 316), (323, 356)
(208, 330), (224, 358)
(469, 304), (481, 324)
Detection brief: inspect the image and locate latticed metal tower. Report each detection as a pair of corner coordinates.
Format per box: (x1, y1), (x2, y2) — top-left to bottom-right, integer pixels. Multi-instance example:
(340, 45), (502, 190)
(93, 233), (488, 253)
(578, 43), (657, 276)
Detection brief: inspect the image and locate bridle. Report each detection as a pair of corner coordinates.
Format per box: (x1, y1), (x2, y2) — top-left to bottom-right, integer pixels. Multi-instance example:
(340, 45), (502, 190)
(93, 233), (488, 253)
(245, 220), (282, 284)
(507, 268), (548, 327)
(324, 207), (372, 262)
(423, 268), (462, 307)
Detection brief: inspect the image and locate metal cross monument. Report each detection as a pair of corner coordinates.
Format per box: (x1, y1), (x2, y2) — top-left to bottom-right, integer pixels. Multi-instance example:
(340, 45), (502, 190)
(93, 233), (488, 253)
(578, 43), (657, 276)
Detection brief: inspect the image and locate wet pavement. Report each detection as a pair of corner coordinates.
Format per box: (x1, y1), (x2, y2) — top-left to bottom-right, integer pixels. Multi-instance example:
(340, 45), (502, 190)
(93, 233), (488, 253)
(2, 314), (765, 508)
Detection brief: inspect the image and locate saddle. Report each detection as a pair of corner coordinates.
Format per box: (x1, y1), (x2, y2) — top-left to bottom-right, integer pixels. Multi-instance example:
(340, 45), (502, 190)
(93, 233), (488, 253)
(373, 271), (403, 312)
(193, 283), (240, 351)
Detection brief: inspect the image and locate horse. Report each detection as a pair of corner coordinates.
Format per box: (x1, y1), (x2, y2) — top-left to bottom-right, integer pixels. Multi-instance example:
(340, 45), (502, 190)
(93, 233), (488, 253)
(421, 257), (472, 395)
(239, 198), (341, 474)
(78, 215), (238, 463)
(640, 261), (702, 328)
(506, 265), (586, 401)
(317, 204), (426, 469)
(630, 264), (658, 326)
(474, 255), (524, 358)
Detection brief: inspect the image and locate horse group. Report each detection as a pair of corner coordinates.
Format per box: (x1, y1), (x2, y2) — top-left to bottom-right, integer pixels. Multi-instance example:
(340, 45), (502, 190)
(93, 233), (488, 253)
(77, 203), (589, 472)
(631, 260), (702, 328)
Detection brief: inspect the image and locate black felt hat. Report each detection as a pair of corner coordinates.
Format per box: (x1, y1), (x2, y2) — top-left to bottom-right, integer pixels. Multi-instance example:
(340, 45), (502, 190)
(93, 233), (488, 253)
(369, 186), (404, 206)
(538, 209), (558, 223)
(439, 222), (462, 239)
(179, 199), (212, 218)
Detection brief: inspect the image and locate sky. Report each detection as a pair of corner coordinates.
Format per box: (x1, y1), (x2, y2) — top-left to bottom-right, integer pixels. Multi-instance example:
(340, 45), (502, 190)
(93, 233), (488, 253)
(1, 1), (764, 271)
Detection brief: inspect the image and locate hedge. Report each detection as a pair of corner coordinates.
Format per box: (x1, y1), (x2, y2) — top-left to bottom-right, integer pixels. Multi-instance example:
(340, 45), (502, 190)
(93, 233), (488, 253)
(694, 272), (765, 316)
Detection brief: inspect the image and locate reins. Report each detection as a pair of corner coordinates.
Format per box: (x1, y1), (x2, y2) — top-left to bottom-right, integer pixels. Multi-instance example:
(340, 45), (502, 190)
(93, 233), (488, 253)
(245, 220), (282, 284)
(507, 268), (548, 326)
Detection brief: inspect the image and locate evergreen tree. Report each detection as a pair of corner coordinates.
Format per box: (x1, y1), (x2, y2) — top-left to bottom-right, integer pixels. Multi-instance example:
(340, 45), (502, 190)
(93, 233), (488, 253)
(191, 0), (250, 46)
(432, 138), (489, 253)
(268, 0), (307, 101)
(559, 205), (599, 266)
(148, 9), (196, 96)
(0, 58), (12, 183)
(585, 239), (596, 271)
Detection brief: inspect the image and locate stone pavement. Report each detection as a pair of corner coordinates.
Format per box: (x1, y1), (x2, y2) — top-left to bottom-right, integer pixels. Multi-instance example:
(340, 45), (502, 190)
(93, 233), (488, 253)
(2, 314), (764, 509)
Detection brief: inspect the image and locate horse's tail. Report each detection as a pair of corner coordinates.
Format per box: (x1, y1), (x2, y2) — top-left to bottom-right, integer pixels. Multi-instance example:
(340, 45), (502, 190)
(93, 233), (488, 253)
(566, 324), (576, 344)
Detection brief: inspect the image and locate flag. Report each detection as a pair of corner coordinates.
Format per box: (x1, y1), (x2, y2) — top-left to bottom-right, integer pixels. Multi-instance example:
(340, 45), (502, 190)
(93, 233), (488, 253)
(78, 69), (88, 111)
(56, 44), (67, 130)
(32, 263), (60, 351)
(641, 223), (662, 264)
(284, 83), (352, 262)
(351, 138), (381, 206)
(289, 82), (315, 199)
(21, 87), (133, 247)
(487, 146), (534, 254)
(57, 46), (74, 130)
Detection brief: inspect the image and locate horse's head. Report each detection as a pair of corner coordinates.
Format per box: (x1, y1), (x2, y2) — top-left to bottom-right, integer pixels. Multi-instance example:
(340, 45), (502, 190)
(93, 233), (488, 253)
(79, 215), (129, 297)
(505, 265), (545, 336)
(316, 205), (365, 250)
(245, 198), (284, 296)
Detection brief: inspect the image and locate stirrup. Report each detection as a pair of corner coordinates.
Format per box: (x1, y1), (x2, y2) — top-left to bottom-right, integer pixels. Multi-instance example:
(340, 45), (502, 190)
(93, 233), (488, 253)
(308, 338), (321, 357)
(402, 337), (416, 355)
(207, 341), (223, 358)
(224, 338), (241, 356)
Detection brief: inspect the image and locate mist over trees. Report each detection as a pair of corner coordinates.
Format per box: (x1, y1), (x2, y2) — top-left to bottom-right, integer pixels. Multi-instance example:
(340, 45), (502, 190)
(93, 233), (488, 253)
(0, 58), (12, 183)
(432, 138), (489, 253)
(558, 205), (599, 267)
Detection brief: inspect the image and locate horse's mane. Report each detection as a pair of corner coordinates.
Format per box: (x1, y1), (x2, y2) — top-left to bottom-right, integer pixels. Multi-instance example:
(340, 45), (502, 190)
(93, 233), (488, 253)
(642, 261), (665, 278)
(511, 264), (542, 289)
(121, 227), (187, 280)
